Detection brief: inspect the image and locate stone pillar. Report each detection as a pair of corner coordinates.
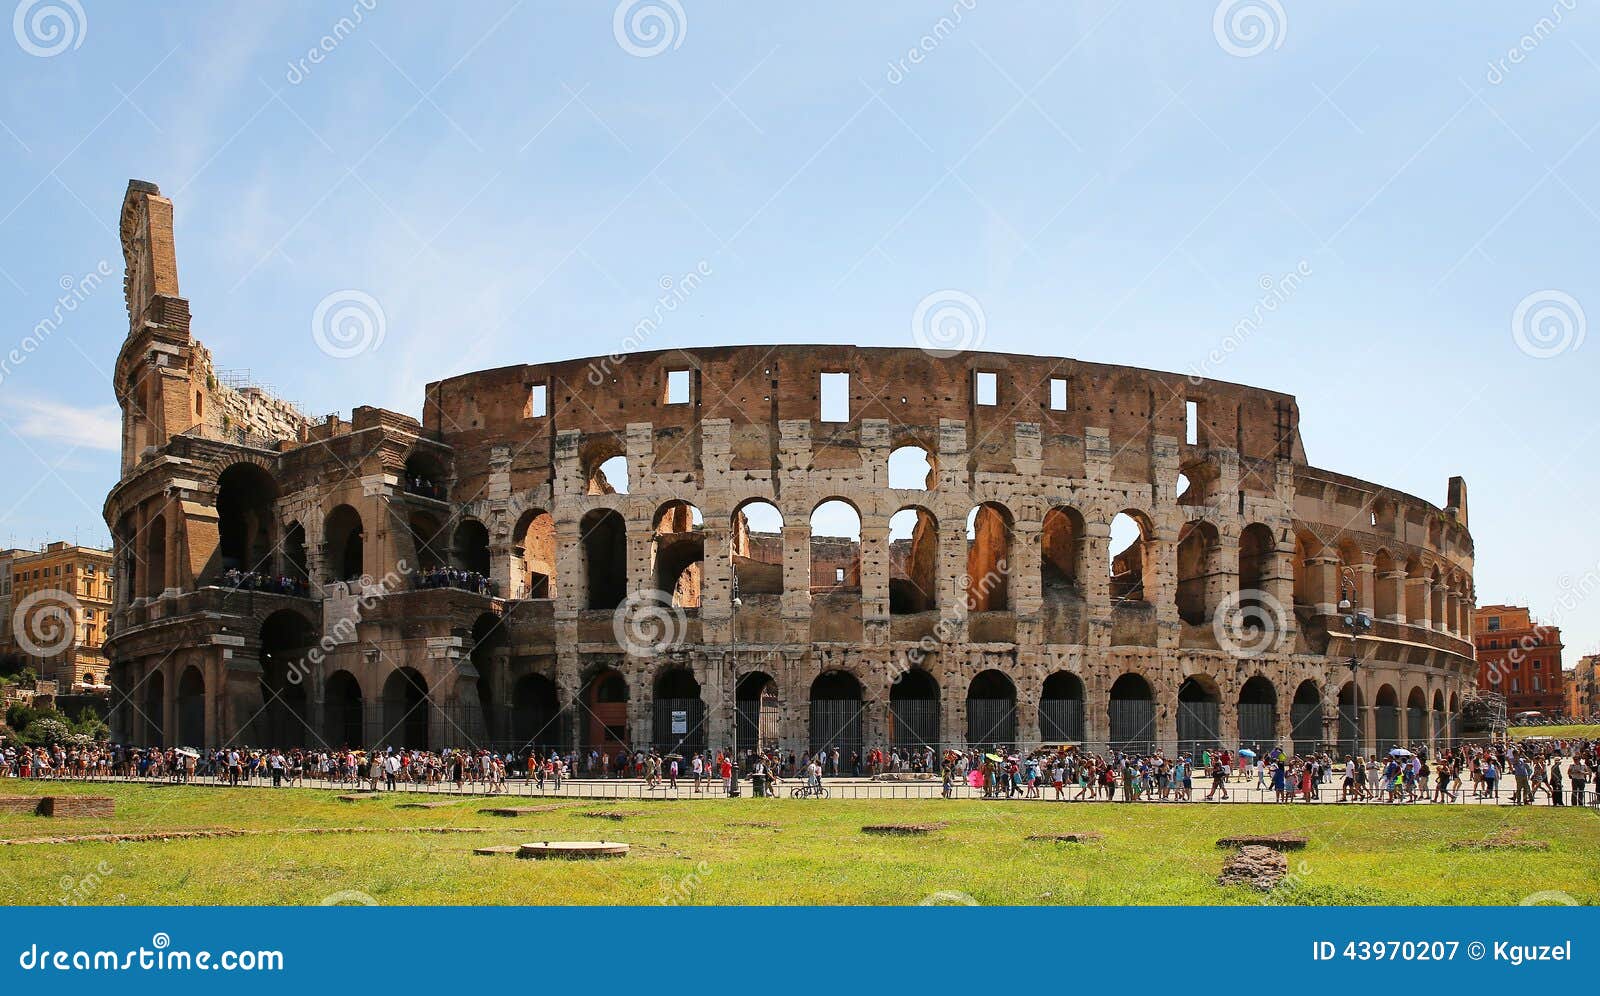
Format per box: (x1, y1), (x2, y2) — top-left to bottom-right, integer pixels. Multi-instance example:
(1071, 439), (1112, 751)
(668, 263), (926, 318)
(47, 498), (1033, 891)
(780, 522), (810, 619)
(1011, 519), (1043, 618)
(1352, 562), (1375, 617)
(1204, 534), (1238, 623)
(859, 521), (890, 639)
(1377, 570), (1406, 623)
(1405, 577), (1432, 630)
(1308, 555), (1341, 614)
(699, 521), (732, 626)
(1149, 528), (1180, 649)
(1082, 523), (1112, 649)
(626, 514), (651, 598)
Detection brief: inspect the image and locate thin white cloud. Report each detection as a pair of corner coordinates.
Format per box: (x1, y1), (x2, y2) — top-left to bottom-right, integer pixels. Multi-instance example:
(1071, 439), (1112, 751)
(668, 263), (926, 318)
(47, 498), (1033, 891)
(3, 398), (120, 452)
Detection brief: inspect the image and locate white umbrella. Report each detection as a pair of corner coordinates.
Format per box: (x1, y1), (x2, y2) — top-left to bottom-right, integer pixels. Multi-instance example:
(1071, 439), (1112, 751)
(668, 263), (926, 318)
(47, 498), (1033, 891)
(175, 747), (200, 759)
(1388, 747), (1413, 758)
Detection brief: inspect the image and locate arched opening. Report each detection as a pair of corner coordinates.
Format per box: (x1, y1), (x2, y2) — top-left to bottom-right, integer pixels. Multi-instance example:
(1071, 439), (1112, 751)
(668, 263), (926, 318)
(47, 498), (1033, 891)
(451, 519), (491, 577)
(512, 508), (557, 599)
(1432, 689), (1447, 746)
(889, 668), (940, 754)
(1372, 549), (1398, 619)
(965, 503), (1012, 611)
(406, 510), (447, 572)
(324, 505), (364, 583)
(1238, 675), (1277, 747)
(144, 514), (167, 598)
(652, 501), (704, 609)
(403, 451), (448, 500)
(259, 610), (314, 747)
(1292, 532), (1323, 610)
(283, 522), (308, 586)
(381, 667), (431, 750)
(810, 500), (861, 593)
(966, 669), (1017, 751)
(1176, 458), (1219, 506)
(1237, 522), (1276, 635)
(1040, 671), (1085, 743)
(1429, 569), (1446, 630)
(1041, 506), (1083, 592)
(580, 509), (627, 610)
(324, 670), (364, 747)
(1406, 687), (1428, 747)
(469, 613), (503, 742)
(1108, 673), (1155, 753)
(511, 674), (561, 753)
(736, 671), (780, 751)
(1176, 675), (1221, 757)
(142, 670), (164, 745)
(1108, 511), (1154, 603)
(808, 670), (863, 759)
(1448, 692), (1461, 745)
(1374, 684), (1399, 752)
(888, 445), (935, 490)
(215, 463), (278, 577)
(582, 666), (628, 756)
(1337, 682), (1362, 758)
(1175, 520), (1222, 625)
(177, 665), (205, 747)
(586, 450), (629, 495)
(730, 500), (783, 598)
(1291, 680), (1321, 757)
(888, 506), (937, 613)
(652, 667), (705, 758)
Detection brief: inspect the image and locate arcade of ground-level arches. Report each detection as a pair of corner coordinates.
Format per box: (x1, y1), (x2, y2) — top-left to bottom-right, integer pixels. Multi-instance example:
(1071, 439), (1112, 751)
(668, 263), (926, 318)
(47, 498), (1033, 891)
(105, 342), (1476, 759)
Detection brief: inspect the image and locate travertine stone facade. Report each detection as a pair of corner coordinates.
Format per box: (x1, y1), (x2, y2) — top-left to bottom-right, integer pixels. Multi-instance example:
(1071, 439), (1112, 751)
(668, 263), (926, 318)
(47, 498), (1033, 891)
(105, 180), (1478, 759)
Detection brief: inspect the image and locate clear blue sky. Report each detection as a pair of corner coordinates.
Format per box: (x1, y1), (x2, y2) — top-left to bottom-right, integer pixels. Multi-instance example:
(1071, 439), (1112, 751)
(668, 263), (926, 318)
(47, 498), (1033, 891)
(1, 2), (1596, 658)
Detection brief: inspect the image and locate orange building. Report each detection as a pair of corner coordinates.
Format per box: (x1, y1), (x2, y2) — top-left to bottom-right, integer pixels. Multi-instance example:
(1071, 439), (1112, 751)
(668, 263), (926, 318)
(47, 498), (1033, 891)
(1568, 654), (1597, 721)
(1472, 604), (1564, 717)
(3, 542), (115, 690)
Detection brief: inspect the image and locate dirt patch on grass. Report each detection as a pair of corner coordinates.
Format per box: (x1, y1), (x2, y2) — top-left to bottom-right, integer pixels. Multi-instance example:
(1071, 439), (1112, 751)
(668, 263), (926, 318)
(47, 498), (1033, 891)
(0, 826), (505, 846)
(1026, 832), (1103, 843)
(477, 804), (575, 816)
(862, 822), (947, 836)
(1218, 845), (1289, 890)
(731, 821), (779, 829)
(1216, 834), (1308, 850)
(580, 811), (639, 821)
(1448, 829), (1550, 851)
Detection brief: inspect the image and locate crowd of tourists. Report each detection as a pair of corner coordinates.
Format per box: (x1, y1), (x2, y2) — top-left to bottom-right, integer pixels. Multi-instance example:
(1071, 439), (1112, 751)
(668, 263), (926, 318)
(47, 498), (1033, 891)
(3, 737), (1591, 807)
(416, 566), (495, 596)
(218, 568), (310, 597)
(405, 475), (447, 500)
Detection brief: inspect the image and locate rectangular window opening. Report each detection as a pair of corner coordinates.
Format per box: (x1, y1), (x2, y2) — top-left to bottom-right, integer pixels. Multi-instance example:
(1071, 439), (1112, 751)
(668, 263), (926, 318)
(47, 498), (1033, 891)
(834, 567), (845, 583)
(666, 369), (691, 405)
(1048, 377), (1067, 411)
(526, 384), (548, 418)
(820, 372), (850, 422)
(1185, 400), (1200, 445)
(975, 371), (997, 406)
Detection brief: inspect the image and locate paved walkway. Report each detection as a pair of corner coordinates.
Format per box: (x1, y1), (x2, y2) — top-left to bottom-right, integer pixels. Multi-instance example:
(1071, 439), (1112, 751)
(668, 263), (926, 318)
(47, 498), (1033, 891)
(8, 773), (1589, 808)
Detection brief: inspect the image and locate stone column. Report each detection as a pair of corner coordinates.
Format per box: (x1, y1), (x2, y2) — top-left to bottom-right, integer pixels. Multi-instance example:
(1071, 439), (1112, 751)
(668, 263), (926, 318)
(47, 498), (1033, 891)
(1082, 523), (1112, 649)
(1377, 570), (1406, 623)
(780, 523), (810, 620)
(859, 521), (890, 631)
(1011, 519), (1043, 618)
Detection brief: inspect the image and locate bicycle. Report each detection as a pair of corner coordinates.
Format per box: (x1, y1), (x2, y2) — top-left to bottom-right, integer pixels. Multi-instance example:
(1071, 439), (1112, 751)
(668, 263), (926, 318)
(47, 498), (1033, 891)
(791, 783), (830, 799)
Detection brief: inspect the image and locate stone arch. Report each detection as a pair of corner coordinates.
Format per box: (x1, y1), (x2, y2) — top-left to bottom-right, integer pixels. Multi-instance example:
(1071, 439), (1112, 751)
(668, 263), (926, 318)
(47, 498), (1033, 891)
(965, 501), (1013, 611)
(381, 667), (431, 750)
(888, 668), (940, 754)
(1337, 681), (1363, 758)
(1291, 679), (1321, 756)
(323, 504), (364, 583)
(1040, 670), (1085, 742)
(1374, 683), (1400, 752)
(736, 670), (781, 750)
(403, 449), (450, 500)
(888, 504), (937, 613)
(730, 499), (784, 597)
(810, 498), (862, 593)
(652, 500), (704, 608)
(580, 664), (629, 756)
(965, 669), (1017, 751)
(1406, 686), (1428, 746)
(512, 507), (556, 598)
(888, 444), (936, 490)
(324, 669), (364, 747)
(511, 673), (562, 753)
(1108, 672), (1156, 752)
(1176, 455), (1220, 506)
(808, 670), (864, 759)
(582, 436), (628, 495)
(1175, 520), (1223, 625)
(214, 461), (279, 578)
(177, 664), (205, 747)
(259, 609), (315, 747)
(1176, 674), (1222, 756)
(1108, 509), (1155, 603)
(144, 512), (168, 597)
(405, 508), (448, 572)
(451, 518), (491, 576)
(1237, 674), (1277, 747)
(580, 509), (628, 610)
(651, 665), (705, 757)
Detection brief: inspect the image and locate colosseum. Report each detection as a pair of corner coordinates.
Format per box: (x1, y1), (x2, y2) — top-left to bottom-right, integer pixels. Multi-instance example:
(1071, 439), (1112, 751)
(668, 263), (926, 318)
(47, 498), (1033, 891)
(105, 180), (1479, 762)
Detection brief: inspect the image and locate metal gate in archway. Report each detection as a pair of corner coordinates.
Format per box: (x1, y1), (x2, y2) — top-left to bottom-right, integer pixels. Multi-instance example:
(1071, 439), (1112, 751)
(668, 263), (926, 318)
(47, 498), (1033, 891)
(1291, 701), (1321, 757)
(1176, 701), (1220, 757)
(652, 697), (706, 758)
(1238, 703), (1275, 747)
(1039, 699), (1084, 743)
(1108, 699), (1155, 753)
(888, 698), (940, 754)
(1376, 706), (1399, 752)
(809, 699), (863, 758)
(966, 699), (1016, 752)
(1406, 707), (1426, 748)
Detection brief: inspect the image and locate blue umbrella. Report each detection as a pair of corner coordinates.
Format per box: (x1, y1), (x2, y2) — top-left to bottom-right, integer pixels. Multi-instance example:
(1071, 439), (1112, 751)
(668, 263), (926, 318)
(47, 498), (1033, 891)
(1237, 749), (1258, 758)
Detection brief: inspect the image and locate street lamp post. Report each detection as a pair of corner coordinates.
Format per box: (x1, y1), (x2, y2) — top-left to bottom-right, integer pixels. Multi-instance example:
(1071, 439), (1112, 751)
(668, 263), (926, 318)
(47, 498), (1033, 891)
(1325, 572), (1373, 756)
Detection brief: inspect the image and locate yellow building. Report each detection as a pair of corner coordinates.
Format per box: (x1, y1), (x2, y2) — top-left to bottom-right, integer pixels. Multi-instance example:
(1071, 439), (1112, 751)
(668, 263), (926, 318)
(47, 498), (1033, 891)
(1569, 654), (1598, 721)
(3, 542), (114, 691)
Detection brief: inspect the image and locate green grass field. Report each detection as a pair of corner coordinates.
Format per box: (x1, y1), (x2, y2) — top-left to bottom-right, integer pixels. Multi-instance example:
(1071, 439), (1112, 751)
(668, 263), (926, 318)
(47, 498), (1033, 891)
(1, 781), (1595, 905)
(1509, 724), (1600, 740)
